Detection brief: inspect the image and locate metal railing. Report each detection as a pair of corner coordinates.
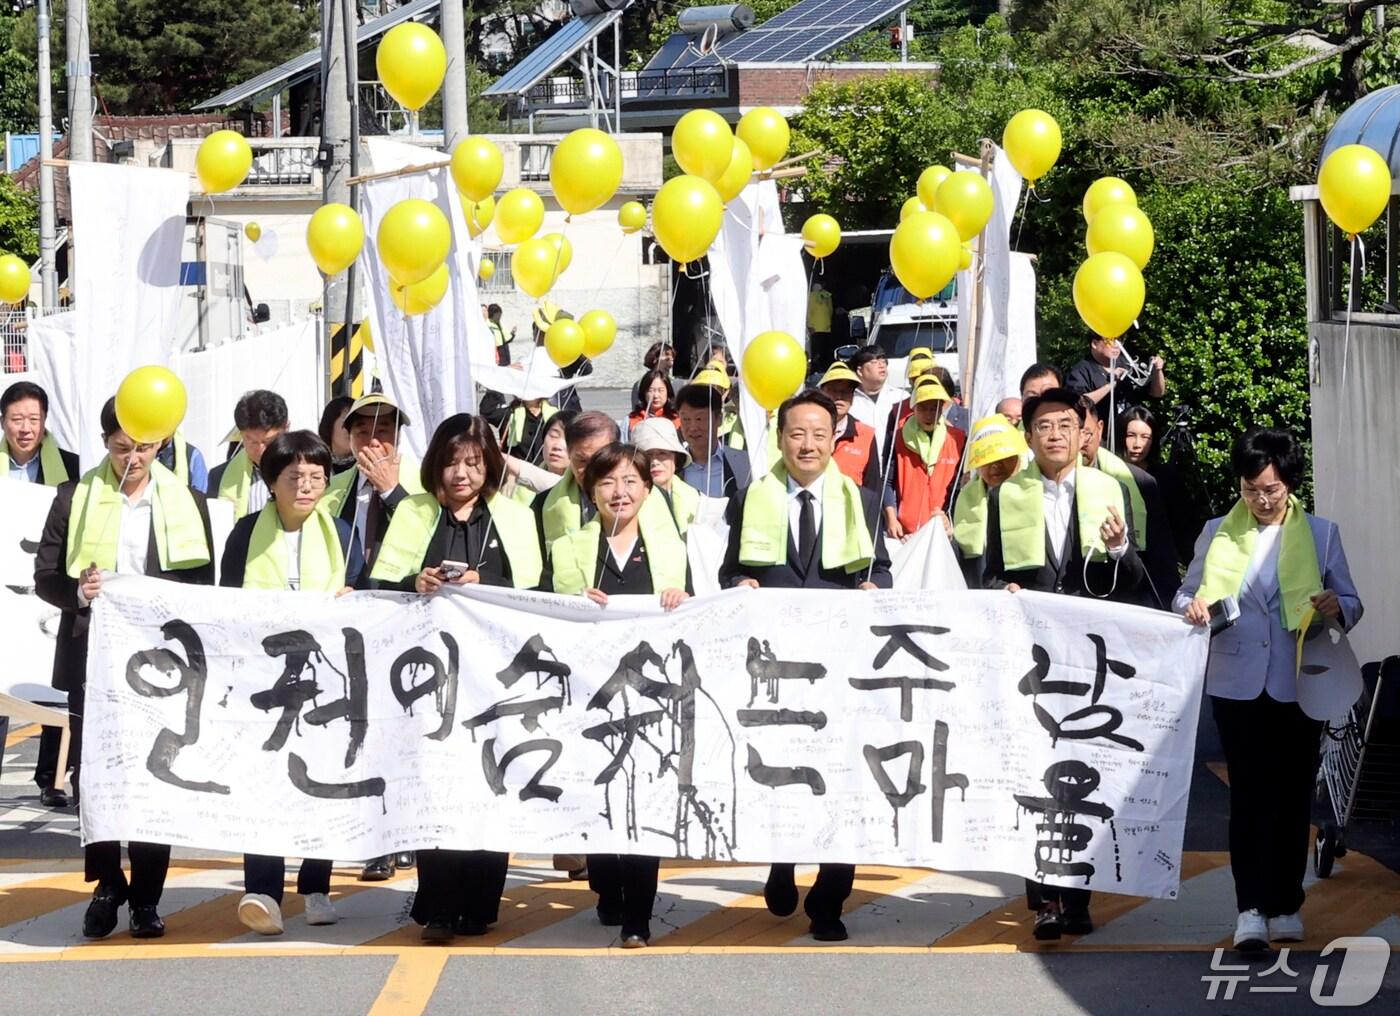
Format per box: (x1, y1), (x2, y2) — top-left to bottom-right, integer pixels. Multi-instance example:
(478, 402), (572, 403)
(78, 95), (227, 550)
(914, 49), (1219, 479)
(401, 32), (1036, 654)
(244, 142), (318, 187)
(522, 66), (728, 107)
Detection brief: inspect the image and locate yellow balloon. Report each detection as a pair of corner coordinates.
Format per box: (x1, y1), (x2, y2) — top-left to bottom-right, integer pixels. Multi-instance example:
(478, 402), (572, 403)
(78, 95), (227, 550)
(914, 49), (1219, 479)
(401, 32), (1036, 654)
(900, 196), (928, 222)
(115, 366), (187, 444)
(801, 214), (841, 259)
(1073, 252), (1145, 339)
(916, 166), (952, 211)
(244, 222), (261, 243)
(375, 22), (446, 111)
(673, 109), (734, 182)
(0, 254), (30, 304)
(542, 232), (573, 274)
(549, 128), (624, 216)
(890, 212), (961, 300)
(478, 259), (495, 282)
(1319, 144), (1393, 236)
(544, 318), (585, 367)
(390, 262), (450, 316)
(958, 242), (973, 271)
(1086, 202), (1155, 269)
(618, 201), (647, 234)
(934, 171), (994, 241)
(1002, 109), (1062, 183)
(195, 130), (252, 194)
(1083, 177), (1137, 223)
(651, 175), (723, 265)
(377, 198), (451, 286)
(512, 238), (561, 299)
(579, 309), (617, 358)
(741, 331), (807, 411)
(495, 188), (545, 245)
(450, 137), (504, 203)
(462, 194), (495, 238)
(306, 203), (365, 276)
(737, 107), (790, 172)
(714, 137), (754, 203)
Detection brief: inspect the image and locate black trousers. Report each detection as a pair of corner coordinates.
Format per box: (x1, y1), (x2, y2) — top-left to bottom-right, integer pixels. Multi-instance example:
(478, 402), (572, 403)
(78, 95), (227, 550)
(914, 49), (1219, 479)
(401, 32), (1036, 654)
(410, 849), (509, 926)
(1024, 880), (1091, 914)
(33, 725), (67, 789)
(85, 841), (170, 907)
(767, 862), (856, 924)
(244, 855), (333, 904)
(588, 853), (660, 940)
(1212, 691), (1324, 917)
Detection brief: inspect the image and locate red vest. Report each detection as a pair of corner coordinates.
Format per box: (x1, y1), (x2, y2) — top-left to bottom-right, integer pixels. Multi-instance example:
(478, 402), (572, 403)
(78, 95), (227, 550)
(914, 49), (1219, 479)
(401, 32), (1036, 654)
(894, 424), (966, 533)
(832, 419), (876, 486)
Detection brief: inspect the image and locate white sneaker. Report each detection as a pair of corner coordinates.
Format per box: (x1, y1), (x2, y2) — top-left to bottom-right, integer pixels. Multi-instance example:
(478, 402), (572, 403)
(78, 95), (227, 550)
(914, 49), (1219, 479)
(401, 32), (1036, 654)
(303, 892), (339, 927)
(1233, 908), (1268, 951)
(238, 893), (284, 936)
(1268, 912), (1304, 942)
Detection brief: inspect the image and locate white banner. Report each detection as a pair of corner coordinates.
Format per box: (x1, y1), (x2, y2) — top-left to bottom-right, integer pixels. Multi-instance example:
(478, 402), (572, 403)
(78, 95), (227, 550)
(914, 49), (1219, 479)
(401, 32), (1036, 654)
(84, 578), (1208, 899)
(0, 478), (61, 697)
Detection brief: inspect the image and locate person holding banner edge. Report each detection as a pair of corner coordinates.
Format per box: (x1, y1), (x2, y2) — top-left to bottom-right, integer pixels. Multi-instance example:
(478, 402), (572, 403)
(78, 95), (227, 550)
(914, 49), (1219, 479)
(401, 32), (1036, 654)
(530, 410), (621, 554)
(33, 396), (216, 941)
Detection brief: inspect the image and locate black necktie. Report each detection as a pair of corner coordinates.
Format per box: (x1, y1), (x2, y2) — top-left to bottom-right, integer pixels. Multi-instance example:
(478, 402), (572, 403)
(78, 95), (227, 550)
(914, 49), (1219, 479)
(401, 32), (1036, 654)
(798, 490), (817, 571)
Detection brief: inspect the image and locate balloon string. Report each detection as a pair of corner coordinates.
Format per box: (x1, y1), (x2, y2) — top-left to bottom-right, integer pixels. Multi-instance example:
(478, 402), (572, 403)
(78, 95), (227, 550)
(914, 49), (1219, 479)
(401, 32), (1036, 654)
(1323, 233), (1362, 569)
(1012, 186), (1031, 254)
(864, 310), (923, 582)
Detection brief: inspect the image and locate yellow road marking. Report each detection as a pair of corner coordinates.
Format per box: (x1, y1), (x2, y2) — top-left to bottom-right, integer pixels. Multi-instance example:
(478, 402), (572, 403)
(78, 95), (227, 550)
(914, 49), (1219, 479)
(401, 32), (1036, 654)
(366, 950), (448, 1016)
(4, 724), (39, 748)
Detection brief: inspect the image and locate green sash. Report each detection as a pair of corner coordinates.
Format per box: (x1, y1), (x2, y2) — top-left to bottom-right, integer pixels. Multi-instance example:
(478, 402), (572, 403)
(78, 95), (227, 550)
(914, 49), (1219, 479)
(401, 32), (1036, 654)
(1092, 448), (1148, 550)
(952, 476), (988, 556)
(996, 462), (1126, 571)
(902, 416), (948, 470)
(541, 470), (585, 544)
(0, 432), (70, 486)
(507, 403), (557, 448)
(216, 448), (255, 519)
(243, 503), (345, 592)
(551, 492), (688, 595)
(321, 454), (426, 518)
(738, 460), (873, 574)
(667, 476), (700, 534)
(65, 459), (210, 577)
(370, 491), (543, 589)
(1196, 496), (1321, 631)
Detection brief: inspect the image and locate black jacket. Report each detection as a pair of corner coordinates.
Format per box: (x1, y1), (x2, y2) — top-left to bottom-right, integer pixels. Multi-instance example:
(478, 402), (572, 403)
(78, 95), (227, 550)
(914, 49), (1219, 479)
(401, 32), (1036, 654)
(30, 446), (81, 486)
(219, 512), (365, 590)
(366, 501), (523, 593)
(34, 480), (216, 693)
(1118, 460), (1180, 610)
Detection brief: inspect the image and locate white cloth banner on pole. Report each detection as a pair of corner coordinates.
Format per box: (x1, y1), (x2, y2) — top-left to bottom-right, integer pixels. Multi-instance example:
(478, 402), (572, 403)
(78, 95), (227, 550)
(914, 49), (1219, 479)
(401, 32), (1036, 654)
(887, 520), (968, 592)
(472, 347), (573, 401)
(24, 311), (79, 453)
(68, 163), (190, 468)
(86, 577), (1208, 899)
(359, 139), (485, 458)
(0, 480), (60, 693)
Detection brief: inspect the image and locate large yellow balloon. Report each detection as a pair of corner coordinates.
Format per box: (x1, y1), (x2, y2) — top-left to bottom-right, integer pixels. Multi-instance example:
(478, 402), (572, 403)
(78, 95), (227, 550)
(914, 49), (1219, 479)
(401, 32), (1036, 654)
(0, 254), (29, 304)
(195, 130), (252, 193)
(306, 203), (365, 276)
(377, 198), (451, 285)
(673, 110), (734, 182)
(916, 165), (952, 211)
(390, 262), (450, 316)
(450, 137), (504, 202)
(1002, 109), (1062, 183)
(550, 128), (624, 216)
(801, 214), (841, 259)
(618, 201), (647, 234)
(652, 175), (723, 265)
(890, 212), (961, 300)
(542, 232), (574, 274)
(478, 259), (495, 282)
(714, 137), (754, 203)
(1086, 202), (1155, 269)
(375, 22), (446, 111)
(742, 331), (807, 411)
(115, 366), (187, 444)
(1073, 252), (1145, 339)
(463, 194), (495, 238)
(544, 318), (585, 367)
(1319, 144), (1393, 236)
(512, 238), (561, 299)
(900, 196), (928, 222)
(495, 188), (545, 245)
(579, 309), (617, 358)
(935, 171), (994, 241)
(1083, 177), (1137, 224)
(737, 107), (790, 172)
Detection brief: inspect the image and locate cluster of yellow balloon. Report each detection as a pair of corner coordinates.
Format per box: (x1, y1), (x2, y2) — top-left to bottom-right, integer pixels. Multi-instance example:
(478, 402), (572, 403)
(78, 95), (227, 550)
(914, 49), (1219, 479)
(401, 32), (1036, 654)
(376, 23), (447, 113)
(1318, 144), (1392, 237)
(0, 254), (29, 304)
(889, 211), (961, 299)
(1001, 109), (1062, 186)
(742, 331), (806, 410)
(195, 131), (253, 194)
(306, 203), (365, 276)
(1073, 177), (1149, 339)
(578, 309), (617, 357)
(114, 366), (187, 444)
(377, 198), (451, 287)
(1086, 202), (1154, 269)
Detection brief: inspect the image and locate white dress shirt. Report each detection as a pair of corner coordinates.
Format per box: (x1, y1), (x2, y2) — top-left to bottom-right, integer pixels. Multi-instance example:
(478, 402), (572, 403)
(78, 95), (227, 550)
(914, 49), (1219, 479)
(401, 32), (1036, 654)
(283, 527), (303, 591)
(117, 484), (154, 577)
(246, 473), (271, 515)
(8, 453), (39, 483)
(786, 472), (826, 559)
(1041, 468), (1128, 563)
(850, 383), (908, 453)
(1241, 523), (1282, 602)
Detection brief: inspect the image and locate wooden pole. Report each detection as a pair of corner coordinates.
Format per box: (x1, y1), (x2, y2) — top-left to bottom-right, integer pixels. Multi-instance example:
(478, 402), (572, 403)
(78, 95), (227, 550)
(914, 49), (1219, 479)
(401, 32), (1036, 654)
(347, 158), (453, 186)
(765, 149), (821, 172)
(962, 139), (996, 419)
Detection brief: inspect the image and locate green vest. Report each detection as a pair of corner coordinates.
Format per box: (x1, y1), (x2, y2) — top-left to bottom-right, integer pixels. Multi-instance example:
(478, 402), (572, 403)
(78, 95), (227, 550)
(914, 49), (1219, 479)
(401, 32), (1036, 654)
(216, 448), (256, 519)
(0, 432), (70, 486)
(1092, 448), (1148, 550)
(718, 411), (745, 450)
(321, 454), (427, 518)
(550, 492), (688, 595)
(737, 460), (873, 573)
(1197, 496), (1321, 631)
(996, 462), (1127, 571)
(507, 403), (557, 449)
(952, 475), (989, 557)
(65, 459), (210, 578)
(666, 476), (701, 535)
(489, 321), (508, 348)
(242, 503), (346, 592)
(370, 491), (543, 589)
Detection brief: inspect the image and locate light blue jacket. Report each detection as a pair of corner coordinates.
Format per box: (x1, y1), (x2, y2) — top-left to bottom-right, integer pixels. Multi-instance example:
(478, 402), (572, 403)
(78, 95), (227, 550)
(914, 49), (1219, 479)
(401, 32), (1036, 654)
(1174, 513), (1362, 702)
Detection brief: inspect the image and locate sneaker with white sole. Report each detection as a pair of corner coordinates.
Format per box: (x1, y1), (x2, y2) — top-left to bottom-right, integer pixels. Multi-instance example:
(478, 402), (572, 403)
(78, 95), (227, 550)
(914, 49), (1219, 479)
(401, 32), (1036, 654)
(303, 893), (339, 927)
(1233, 908), (1268, 952)
(238, 893), (284, 936)
(1268, 912), (1304, 942)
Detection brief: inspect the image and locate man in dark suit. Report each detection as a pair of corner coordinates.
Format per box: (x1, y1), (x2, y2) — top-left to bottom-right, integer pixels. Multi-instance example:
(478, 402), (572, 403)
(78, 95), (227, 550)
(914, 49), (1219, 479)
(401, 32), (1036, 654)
(33, 397), (215, 941)
(979, 387), (1144, 940)
(719, 389), (892, 943)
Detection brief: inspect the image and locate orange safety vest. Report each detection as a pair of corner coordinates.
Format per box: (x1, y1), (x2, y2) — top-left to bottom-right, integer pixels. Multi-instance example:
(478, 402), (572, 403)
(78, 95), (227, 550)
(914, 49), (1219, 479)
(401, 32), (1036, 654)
(894, 423), (966, 534)
(833, 419), (876, 486)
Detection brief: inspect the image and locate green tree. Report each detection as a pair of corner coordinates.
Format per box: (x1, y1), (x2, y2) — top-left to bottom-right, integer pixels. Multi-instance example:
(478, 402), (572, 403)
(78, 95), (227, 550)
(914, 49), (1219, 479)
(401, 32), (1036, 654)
(0, 13), (36, 135)
(0, 175), (39, 261)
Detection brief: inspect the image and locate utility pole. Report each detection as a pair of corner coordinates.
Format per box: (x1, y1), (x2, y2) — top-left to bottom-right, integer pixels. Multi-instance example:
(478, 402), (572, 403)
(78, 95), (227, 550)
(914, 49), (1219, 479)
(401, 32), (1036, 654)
(66, 0), (93, 163)
(441, 0), (470, 147)
(36, 0), (57, 309)
(321, 0), (352, 396)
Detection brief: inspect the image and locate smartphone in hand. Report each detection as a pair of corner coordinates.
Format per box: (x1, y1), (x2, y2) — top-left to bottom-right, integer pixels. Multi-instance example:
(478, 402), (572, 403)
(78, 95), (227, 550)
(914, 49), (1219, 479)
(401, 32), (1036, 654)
(439, 560), (470, 582)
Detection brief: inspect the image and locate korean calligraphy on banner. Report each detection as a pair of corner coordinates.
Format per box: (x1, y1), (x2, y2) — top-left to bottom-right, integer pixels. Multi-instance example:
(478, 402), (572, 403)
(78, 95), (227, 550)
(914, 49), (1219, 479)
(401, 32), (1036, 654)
(83, 577), (1209, 900)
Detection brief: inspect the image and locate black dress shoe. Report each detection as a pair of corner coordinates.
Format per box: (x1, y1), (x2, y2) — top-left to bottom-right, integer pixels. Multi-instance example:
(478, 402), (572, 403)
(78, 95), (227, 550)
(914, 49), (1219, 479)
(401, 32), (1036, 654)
(359, 856), (394, 882)
(82, 885), (125, 939)
(453, 916), (489, 936)
(809, 919), (848, 942)
(421, 920), (454, 944)
(1033, 902), (1063, 941)
(39, 787), (68, 808)
(128, 905), (165, 939)
(394, 852), (416, 870)
(1062, 909), (1094, 936)
(763, 866), (799, 918)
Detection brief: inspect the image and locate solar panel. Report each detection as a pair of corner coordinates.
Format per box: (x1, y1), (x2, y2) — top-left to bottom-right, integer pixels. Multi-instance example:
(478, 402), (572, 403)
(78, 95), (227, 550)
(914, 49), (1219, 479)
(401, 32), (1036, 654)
(696, 0), (914, 66)
(482, 11), (625, 97)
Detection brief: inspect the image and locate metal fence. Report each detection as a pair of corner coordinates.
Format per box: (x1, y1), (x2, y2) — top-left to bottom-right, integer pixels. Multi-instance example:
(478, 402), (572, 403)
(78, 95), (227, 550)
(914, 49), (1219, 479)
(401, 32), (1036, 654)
(0, 304), (69, 375)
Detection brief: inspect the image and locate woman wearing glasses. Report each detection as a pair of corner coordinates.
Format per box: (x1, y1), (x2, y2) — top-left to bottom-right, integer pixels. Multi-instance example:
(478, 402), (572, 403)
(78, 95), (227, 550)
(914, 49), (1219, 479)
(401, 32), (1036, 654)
(1175, 428), (1361, 952)
(220, 430), (365, 935)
